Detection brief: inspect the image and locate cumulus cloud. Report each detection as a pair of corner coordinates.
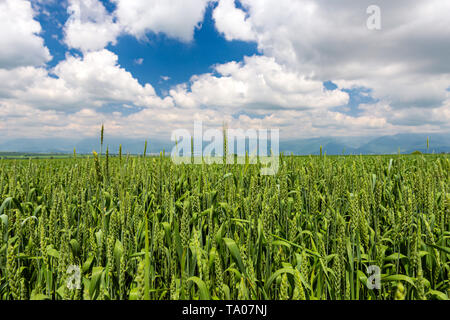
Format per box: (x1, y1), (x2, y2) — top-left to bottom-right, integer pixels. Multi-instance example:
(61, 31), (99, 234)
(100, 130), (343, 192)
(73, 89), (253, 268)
(0, 50), (173, 111)
(0, 0), (51, 69)
(359, 96), (450, 129)
(238, 0), (450, 112)
(63, 0), (212, 49)
(213, 0), (256, 41)
(170, 55), (349, 111)
(112, 0), (210, 42)
(64, 0), (122, 52)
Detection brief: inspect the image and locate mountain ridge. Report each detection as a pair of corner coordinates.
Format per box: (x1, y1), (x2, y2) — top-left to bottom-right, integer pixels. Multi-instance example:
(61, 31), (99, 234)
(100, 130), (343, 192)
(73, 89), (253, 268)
(0, 133), (448, 155)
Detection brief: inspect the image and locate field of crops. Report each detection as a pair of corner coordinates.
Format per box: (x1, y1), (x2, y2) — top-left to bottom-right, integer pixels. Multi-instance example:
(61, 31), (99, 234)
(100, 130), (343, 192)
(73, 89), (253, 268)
(0, 153), (448, 300)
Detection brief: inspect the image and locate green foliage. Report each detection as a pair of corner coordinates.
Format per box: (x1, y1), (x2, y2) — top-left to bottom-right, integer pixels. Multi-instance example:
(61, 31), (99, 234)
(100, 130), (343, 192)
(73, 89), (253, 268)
(0, 153), (448, 300)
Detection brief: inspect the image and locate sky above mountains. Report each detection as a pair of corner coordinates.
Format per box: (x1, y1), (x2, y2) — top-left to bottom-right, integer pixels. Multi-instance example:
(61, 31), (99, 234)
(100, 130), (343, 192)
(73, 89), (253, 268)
(0, 0), (449, 145)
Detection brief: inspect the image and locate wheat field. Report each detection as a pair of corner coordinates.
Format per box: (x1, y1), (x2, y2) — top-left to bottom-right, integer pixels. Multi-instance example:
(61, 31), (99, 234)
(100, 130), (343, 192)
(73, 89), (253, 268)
(0, 152), (448, 300)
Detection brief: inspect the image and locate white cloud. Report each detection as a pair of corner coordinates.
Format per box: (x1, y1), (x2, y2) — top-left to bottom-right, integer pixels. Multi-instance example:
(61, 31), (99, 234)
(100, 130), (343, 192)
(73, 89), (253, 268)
(2, 49), (445, 140)
(0, 50), (173, 111)
(0, 0), (51, 69)
(213, 0), (255, 42)
(237, 0), (450, 113)
(359, 95), (450, 128)
(64, 0), (122, 52)
(170, 55), (349, 111)
(112, 0), (210, 42)
(64, 0), (214, 52)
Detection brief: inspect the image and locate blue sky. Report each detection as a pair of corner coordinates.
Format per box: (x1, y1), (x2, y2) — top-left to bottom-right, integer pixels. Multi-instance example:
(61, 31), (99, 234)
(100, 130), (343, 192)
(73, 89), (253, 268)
(36, 1), (261, 96)
(33, 0), (376, 116)
(0, 0), (449, 142)
(110, 5), (259, 96)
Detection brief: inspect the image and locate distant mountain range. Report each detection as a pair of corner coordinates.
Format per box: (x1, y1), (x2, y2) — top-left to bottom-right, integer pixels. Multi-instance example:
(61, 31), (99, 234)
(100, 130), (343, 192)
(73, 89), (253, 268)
(280, 133), (450, 155)
(0, 133), (448, 155)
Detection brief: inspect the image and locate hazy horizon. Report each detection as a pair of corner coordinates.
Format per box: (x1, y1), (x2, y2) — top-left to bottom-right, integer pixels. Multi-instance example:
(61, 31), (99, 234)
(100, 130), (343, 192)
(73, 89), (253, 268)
(1, 131), (449, 156)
